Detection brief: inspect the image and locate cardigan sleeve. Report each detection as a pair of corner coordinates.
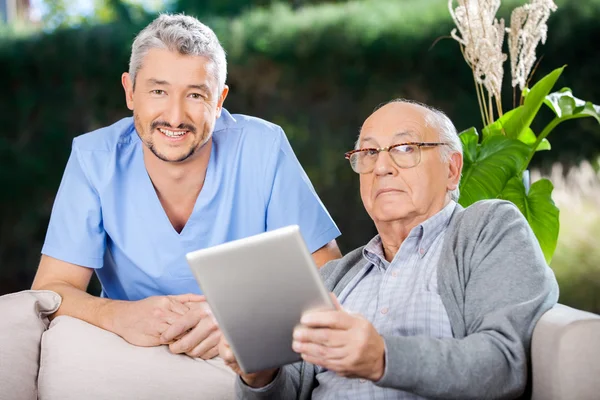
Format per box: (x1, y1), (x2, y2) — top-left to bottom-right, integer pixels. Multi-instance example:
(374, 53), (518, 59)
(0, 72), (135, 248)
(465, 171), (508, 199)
(374, 200), (559, 399)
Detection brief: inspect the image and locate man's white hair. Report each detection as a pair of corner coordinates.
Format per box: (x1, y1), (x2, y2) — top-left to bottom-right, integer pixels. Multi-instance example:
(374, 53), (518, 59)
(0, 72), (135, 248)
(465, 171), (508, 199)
(129, 14), (227, 92)
(355, 99), (463, 202)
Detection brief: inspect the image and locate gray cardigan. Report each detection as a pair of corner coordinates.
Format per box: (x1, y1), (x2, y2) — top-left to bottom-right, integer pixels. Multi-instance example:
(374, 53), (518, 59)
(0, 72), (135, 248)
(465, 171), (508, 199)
(236, 200), (559, 400)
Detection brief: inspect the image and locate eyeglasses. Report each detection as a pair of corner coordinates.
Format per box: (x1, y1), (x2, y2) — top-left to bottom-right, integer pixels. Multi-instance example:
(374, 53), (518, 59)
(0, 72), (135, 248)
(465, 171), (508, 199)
(344, 142), (448, 174)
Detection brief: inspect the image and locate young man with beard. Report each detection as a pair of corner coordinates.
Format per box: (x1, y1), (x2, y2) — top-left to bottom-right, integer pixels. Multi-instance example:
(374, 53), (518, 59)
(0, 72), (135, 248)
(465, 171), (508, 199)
(32, 14), (342, 363)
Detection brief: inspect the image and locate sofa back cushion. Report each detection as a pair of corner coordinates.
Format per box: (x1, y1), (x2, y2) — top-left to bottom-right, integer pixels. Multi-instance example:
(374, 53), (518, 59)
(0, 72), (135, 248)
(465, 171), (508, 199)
(38, 315), (236, 400)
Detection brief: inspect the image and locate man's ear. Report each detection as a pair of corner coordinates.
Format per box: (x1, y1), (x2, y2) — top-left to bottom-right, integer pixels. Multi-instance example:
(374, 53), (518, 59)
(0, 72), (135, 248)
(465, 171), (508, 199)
(447, 151), (463, 192)
(122, 73), (135, 111)
(215, 85), (229, 118)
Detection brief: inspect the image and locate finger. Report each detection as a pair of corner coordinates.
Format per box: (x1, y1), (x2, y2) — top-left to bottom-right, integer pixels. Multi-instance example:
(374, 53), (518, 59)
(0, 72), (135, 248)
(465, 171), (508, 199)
(169, 315), (219, 354)
(293, 340), (347, 360)
(205, 345), (220, 360)
(218, 337), (235, 363)
(293, 327), (345, 348)
(300, 353), (349, 373)
(329, 293), (343, 310)
(161, 311), (204, 343)
(186, 329), (222, 358)
(185, 301), (213, 316)
(219, 335), (230, 349)
(300, 310), (353, 330)
(191, 342), (220, 360)
(171, 294), (206, 303)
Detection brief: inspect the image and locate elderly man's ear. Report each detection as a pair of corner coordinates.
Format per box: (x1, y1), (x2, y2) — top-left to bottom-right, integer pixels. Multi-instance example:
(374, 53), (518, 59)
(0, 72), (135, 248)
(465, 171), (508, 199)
(447, 152), (463, 191)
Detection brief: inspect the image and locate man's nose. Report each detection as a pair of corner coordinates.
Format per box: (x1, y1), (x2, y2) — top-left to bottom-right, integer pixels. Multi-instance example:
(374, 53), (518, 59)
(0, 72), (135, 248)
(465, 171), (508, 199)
(373, 150), (396, 176)
(164, 98), (186, 128)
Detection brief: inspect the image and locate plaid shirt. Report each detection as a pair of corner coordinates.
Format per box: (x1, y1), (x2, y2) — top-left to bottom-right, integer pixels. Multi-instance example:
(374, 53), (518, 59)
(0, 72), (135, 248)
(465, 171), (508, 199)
(313, 201), (456, 400)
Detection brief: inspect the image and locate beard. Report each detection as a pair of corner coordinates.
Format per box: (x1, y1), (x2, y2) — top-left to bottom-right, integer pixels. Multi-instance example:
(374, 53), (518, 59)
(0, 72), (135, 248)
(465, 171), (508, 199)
(133, 112), (212, 163)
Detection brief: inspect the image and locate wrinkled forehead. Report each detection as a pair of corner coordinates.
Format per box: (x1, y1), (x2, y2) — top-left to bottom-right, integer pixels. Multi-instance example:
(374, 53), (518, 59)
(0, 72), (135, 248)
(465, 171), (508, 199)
(359, 103), (437, 147)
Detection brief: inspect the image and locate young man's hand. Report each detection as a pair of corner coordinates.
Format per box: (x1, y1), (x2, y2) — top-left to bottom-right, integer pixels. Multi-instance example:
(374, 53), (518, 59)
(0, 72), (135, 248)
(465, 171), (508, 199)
(160, 298), (221, 359)
(110, 294), (204, 347)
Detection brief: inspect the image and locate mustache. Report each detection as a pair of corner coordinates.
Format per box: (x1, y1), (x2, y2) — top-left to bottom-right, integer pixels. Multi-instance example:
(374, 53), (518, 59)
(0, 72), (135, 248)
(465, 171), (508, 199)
(151, 120), (196, 134)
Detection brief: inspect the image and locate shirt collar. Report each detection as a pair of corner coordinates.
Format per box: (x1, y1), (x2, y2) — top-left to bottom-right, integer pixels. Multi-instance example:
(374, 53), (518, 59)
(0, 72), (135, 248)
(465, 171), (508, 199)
(363, 235), (388, 271)
(213, 108), (236, 132)
(416, 200), (456, 257)
(362, 200), (457, 265)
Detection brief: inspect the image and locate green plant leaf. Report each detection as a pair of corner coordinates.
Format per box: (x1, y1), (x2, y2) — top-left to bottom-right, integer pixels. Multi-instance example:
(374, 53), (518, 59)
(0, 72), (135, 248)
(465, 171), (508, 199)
(458, 127), (478, 164)
(482, 107), (522, 139)
(500, 177), (559, 263)
(503, 66), (565, 139)
(537, 138), (551, 151)
(482, 107), (550, 151)
(516, 128), (551, 151)
(543, 87), (600, 123)
(459, 130), (531, 207)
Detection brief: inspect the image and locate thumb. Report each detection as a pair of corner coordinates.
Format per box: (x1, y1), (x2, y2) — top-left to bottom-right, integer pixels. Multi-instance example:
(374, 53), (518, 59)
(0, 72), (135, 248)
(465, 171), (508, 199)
(329, 292), (342, 310)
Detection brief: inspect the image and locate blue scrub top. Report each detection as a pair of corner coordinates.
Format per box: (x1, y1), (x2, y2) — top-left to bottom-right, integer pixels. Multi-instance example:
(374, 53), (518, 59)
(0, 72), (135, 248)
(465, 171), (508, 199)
(42, 109), (340, 300)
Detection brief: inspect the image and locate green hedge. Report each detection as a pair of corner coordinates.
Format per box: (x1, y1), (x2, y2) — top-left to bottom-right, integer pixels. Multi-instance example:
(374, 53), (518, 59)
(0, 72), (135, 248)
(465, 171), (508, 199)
(1, 0), (599, 300)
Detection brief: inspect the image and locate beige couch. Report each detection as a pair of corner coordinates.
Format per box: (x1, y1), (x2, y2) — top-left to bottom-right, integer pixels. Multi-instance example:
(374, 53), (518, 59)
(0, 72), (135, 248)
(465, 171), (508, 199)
(0, 290), (599, 400)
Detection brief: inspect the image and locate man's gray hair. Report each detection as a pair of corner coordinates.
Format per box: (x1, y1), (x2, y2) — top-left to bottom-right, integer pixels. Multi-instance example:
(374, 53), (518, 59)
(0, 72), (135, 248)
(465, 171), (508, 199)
(129, 14), (227, 92)
(356, 99), (463, 202)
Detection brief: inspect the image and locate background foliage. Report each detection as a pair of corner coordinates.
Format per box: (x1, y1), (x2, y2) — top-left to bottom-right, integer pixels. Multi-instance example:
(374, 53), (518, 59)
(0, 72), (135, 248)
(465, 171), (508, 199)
(1, 0), (599, 312)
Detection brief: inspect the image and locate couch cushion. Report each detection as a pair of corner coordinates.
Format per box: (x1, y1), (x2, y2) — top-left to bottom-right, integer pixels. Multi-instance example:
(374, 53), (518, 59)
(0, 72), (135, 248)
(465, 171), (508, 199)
(531, 304), (600, 400)
(38, 316), (236, 399)
(0, 290), (62, 400)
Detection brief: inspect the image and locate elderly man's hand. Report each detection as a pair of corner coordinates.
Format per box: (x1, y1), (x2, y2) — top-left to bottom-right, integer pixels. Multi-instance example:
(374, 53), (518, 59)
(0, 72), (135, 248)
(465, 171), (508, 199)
(160, 297), (222, 359)
(292, 294), (386, 382)
(219, 336), (279, 388)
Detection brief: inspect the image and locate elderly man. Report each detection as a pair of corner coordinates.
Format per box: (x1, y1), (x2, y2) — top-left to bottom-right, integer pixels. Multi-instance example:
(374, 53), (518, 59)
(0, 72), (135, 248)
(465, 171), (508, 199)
(222, 100), (559, 399)
(31, 13), (341, 359)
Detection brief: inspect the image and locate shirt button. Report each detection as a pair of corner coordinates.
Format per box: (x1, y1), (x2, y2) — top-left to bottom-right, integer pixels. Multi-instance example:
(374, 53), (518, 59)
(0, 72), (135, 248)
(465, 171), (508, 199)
(359, 379), (366, 383)
(380, 307), (389, 314)
(391, 271), (398, 277)
(419, 248), (425, 255)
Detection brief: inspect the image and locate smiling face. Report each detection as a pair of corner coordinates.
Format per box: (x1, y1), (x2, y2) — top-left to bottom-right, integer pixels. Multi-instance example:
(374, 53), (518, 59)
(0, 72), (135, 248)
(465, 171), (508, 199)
(358, 102), (462, 227)
(122, 47), (228, 163)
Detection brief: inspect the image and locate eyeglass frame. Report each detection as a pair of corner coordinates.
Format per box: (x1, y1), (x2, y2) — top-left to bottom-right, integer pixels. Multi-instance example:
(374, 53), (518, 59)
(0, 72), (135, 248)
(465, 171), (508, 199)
(344, 141), (449, 173)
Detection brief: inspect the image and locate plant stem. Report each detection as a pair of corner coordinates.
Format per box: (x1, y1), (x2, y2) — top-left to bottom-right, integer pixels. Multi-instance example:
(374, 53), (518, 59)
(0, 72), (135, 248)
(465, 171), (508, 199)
(480, 83), (490, 126)
(488, 92), (494, 124)
(521, 117), (562, 173)
(521, 56), (545, 106)
(495, 95), (503, 118)
(461, 42), (486, 129)
(473, 72), (486, 128)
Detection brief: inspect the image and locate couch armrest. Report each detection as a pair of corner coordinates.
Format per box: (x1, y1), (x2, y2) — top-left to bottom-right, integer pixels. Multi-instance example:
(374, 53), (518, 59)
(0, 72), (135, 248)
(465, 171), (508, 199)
(531, 304), (600, 400)
(0, 290), (61, 400)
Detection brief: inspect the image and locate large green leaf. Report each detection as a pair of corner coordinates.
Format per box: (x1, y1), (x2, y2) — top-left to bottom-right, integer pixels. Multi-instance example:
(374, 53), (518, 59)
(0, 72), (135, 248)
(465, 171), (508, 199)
(500, 177), (559, 263)
(458, 128), (531, 207)
(516, 128), (551, 151)
(543, 87), (600, 123)
(482, 106), (550, 151)
(503, 66), (565, 139)
(459, 127), (478, 164)
(482, 107), (521, 139)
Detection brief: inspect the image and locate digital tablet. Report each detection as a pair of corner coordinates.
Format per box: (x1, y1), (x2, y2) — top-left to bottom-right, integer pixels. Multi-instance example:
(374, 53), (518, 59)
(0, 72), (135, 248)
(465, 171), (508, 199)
(185, 225), (334, 374)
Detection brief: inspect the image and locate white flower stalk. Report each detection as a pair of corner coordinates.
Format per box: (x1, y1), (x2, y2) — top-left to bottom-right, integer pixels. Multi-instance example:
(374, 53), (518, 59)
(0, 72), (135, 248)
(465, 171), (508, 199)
(507, 0), (558, 90)
(449, 0), (507, 122)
